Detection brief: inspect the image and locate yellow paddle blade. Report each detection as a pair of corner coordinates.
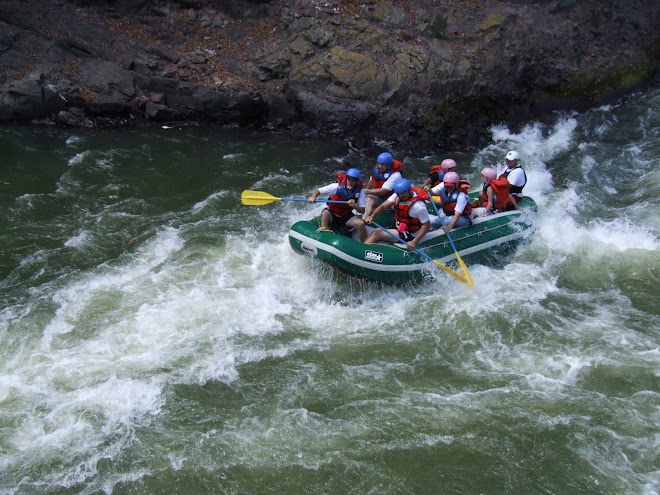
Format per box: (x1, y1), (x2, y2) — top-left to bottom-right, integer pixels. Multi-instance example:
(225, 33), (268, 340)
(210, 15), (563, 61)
(431, 254), (474, 289)
(241, 190), (281, 205)
(455, 253), (475, 289)
(432, 260), (469, 285)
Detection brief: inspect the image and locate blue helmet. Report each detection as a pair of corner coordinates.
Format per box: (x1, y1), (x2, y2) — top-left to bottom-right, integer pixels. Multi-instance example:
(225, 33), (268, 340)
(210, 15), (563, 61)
(376, 152), (393, 167)
(394, 178), (411, 195)
(346, 168), (361, 180)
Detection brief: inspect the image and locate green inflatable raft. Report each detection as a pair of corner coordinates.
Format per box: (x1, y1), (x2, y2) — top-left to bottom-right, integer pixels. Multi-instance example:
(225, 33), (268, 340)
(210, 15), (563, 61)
(288, 196), (537, 284)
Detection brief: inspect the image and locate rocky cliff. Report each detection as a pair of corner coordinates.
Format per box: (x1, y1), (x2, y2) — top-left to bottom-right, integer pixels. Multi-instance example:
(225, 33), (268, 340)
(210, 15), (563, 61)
(1, 0), (658, 150)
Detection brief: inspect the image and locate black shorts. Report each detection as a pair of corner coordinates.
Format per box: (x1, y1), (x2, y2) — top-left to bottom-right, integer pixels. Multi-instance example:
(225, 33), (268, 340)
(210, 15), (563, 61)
(330, 211), (355, 229)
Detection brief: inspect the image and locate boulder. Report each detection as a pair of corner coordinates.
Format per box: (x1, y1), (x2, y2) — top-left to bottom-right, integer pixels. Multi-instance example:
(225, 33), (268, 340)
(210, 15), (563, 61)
(0, 75), (66, 121)
(145, 101), (181, 120)
(145, 45), (182, 64)
(77, 60), (135, 97)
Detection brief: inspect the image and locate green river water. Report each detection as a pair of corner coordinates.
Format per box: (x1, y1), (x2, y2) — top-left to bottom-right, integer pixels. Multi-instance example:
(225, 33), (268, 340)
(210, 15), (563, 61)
(0, 86), (659, 494)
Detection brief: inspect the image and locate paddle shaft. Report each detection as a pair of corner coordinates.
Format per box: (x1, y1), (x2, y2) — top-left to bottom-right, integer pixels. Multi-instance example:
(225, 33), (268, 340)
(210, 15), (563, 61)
(282, 198), (347, 204)
(428, 197), (460, 251)
(370, 221), (469, 282)
(428, 195), (475, 288)
(242, 190), (352, 206)
(371, 220), (457, 267)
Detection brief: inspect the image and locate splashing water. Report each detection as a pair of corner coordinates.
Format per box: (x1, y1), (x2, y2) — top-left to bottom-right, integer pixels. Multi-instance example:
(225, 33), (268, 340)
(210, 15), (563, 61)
(0, 87), (659, 494)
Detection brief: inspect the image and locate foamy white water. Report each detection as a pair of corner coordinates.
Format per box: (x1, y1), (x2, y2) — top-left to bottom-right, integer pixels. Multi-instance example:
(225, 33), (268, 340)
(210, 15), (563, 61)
(1, 88), (659, 494)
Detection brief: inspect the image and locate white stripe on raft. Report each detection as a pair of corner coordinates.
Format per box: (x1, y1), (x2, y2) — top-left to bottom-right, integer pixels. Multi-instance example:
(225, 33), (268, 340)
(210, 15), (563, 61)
(288, 229), (527, 273)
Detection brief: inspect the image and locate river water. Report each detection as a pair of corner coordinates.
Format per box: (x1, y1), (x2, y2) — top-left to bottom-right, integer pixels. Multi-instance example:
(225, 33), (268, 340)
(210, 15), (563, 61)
(0, 86), (658, 494)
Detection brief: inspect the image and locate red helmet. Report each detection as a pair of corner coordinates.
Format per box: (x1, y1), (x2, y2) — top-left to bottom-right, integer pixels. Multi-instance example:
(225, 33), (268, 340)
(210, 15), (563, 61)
(481, 167), (496, 181)
(441, 159), (457, 171)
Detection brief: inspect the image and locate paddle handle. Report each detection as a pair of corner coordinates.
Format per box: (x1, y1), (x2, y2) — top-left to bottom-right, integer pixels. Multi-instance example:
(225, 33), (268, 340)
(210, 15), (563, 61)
(282, 197), (348, 204)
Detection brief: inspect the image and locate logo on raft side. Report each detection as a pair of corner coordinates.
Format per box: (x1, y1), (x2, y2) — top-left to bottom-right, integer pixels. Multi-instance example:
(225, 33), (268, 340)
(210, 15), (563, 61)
(364, 250), (383, 263)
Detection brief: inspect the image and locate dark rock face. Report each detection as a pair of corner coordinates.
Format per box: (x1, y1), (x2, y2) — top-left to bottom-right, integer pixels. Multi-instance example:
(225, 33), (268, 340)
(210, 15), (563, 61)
(0, 0), (658, 150)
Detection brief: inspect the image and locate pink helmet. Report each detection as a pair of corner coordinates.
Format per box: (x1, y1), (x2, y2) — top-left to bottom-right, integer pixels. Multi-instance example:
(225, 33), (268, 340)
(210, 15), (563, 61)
(481, 167), (496, 181)
(443, 171), (460, 186)
(441, 158), (457, 171)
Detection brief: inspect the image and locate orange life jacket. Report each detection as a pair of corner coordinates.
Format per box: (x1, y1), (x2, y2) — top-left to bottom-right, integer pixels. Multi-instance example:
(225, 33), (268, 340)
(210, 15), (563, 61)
(488, 177), (517, 211)
(328, 173), (364, 216)
(394, 187), (429, 232)
(370, 159), (403, 188)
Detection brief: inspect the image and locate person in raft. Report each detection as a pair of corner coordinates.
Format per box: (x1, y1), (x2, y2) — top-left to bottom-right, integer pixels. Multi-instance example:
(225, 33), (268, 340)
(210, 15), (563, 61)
(361, 152), (403, 218)
(475, 167), (520, 217)
(307, 167), (368, 242)
(363, 178), (431, 250)
(420, 158), (458, 193)
(430, 171), (473, 232)
(497, 150), (527, 204)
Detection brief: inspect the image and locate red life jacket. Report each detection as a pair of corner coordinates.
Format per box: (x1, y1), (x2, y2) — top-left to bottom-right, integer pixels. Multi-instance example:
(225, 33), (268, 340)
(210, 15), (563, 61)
(370, 159), (403, 188)
(328, 173), (364, 216)
(488, 177), (516, 211)
(438, 181), (473, 217)
(394, 187), (429, 232)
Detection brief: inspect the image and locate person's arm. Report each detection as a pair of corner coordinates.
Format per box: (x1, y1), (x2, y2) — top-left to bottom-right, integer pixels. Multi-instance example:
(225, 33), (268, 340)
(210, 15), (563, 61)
(481, 187), (494, 216)
(308, 184), (335, 203)
(442, 211), (462, 233)
(422, 171), (441, 192)
(508, 193), (520, 210)
(405, 202), (430, 248)
(363, 175), (380, 194)
(408, 221), (430, 249)
(363, 199), (393, 224)
(364, 173), (399, 198)
(421, 177), (432, 192)
(352, 191), (367, 214)
(442, 193), (467, 232)
(363, 185), (392, 198)
(430, 183), (444, 209)
(347, 199), (365, 214)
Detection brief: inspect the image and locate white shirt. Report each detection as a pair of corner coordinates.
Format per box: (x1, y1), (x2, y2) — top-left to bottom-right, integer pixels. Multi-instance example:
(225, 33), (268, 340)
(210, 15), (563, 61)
(430, 184), (468, 214)
(380, 171), (402, 191)
(317, 183), (366, 208)
(498, 164), (526, 191)
(386, 192), (431, 223)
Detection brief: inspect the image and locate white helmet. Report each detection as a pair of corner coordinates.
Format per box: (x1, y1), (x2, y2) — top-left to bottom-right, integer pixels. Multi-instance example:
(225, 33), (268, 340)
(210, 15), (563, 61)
(505, 150), (519, 161)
